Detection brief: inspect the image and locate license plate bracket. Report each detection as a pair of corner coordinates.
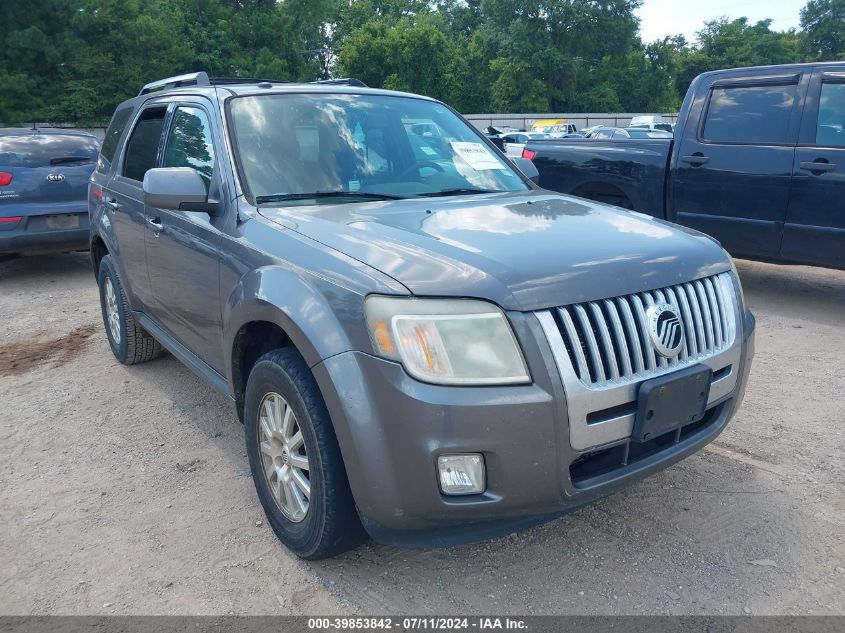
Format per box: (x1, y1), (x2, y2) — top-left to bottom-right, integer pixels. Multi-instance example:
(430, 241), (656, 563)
(46, 214), (79, 230)
(632, 364), (712, 442)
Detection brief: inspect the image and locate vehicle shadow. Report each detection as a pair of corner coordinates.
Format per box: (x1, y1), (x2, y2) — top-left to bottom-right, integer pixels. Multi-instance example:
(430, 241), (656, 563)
(736, 259), (845, 328)
(0, 251), (92, 285)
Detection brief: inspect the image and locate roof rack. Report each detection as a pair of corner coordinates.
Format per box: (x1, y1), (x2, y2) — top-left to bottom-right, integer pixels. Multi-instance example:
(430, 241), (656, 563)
(139, 73), (367, 96)
(310, 78), (368, 87)
(208, 77), (288, 86)
(139, 72), (210, 95)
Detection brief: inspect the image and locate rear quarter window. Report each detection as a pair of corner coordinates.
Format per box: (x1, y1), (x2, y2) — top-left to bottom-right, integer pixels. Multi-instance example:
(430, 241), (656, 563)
(0, 134), (100, 168)
(703, 83), (797, 144)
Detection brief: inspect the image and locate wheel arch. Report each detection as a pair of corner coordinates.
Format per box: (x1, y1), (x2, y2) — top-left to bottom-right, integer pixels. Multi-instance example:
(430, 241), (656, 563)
(224, 266), (362, 422)
(90, 233), (110, 277)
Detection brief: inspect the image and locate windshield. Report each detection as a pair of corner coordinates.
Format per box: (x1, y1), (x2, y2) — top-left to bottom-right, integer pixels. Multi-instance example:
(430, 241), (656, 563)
(228, 93), (528, 203)
(0, 133), (99, 168)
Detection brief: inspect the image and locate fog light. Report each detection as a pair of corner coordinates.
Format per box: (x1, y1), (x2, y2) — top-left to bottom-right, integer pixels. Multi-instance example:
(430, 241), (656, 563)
(437, 454), (485, 495)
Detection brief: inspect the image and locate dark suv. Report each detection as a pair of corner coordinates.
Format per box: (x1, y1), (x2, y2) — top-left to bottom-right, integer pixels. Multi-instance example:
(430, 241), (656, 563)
(89, 73), (755, 559)
(1, 128), (99, 255)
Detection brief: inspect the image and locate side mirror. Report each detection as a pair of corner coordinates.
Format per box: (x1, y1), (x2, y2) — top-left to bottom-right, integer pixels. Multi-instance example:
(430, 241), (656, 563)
(143, 167), (217, 213)
(513, 157), (539, 184)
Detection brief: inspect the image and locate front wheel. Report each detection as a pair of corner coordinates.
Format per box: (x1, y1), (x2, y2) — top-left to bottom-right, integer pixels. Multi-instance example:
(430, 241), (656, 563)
(244, 348), (366, 559)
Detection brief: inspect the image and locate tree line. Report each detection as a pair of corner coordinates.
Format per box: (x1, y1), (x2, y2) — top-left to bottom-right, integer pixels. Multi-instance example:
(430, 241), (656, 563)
(1, 0), (843, 126)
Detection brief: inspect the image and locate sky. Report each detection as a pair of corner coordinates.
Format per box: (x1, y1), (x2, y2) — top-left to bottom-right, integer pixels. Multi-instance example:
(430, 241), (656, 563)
(636, 0), (808, 43)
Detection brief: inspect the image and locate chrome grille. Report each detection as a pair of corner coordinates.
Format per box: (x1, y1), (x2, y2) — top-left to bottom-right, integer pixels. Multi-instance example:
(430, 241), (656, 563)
(552, 272), (737, 388)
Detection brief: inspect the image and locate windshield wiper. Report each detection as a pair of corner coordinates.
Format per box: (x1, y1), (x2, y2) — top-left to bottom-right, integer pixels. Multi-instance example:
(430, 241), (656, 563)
(255, 191), (407, 204)
(50, 156), (92, 165)
(418, 187), (499, 198)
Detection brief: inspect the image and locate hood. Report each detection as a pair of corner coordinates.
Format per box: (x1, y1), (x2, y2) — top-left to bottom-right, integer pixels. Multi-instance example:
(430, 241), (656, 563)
(258, 191), (730, 311)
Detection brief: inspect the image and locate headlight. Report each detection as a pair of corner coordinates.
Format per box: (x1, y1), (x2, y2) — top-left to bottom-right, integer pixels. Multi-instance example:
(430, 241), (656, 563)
(724, 249), (746, 310)
(365, 296), (530, 386)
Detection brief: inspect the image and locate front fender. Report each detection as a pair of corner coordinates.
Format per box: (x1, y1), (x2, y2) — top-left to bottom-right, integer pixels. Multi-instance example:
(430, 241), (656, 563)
(222, 265), (369, 391)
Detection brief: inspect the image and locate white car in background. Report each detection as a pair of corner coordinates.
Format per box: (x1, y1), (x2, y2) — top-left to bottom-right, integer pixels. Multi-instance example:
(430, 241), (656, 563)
(628, 115), (674, 133)
(500, 132), (552, 157)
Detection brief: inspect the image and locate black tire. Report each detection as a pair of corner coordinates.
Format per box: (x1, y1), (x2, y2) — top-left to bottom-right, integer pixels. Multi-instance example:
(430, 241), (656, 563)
(97, 255), (161, 365)
(244, 348), (366, 559)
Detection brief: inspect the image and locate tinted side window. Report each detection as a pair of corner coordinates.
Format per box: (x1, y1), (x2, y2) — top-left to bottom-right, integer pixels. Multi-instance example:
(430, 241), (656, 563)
(162, 106), (216, 187)
(816, 82), (845, 147)
(704, 83), (797, 144)
(99, 106), (133, 172)
(122, 108), (166, 182)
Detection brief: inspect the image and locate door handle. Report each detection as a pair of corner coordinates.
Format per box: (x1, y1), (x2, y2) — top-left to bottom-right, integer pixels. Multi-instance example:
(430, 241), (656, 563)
(105, 198), (122, 212)
(147, 217), (163, 233)
(799, 160), (836, 174)
(681, 154), (709, 166)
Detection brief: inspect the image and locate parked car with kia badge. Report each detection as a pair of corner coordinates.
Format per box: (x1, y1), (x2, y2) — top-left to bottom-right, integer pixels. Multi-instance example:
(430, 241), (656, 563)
(1, 127), (99, 256)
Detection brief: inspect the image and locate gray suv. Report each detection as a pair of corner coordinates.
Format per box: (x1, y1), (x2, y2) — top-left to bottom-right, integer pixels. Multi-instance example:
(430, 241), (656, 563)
(89, 73), (755, 559)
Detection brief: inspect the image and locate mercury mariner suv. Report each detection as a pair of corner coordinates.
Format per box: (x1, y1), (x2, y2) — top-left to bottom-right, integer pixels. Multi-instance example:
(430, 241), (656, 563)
(88, 73), (755, 559)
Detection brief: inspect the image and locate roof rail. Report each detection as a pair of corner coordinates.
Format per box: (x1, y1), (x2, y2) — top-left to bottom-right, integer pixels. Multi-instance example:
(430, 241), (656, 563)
(139, 74), (368, 96)
(139, 72), (210, 96)
(310, 78), (368, 87)
(209, 77), (288, 86)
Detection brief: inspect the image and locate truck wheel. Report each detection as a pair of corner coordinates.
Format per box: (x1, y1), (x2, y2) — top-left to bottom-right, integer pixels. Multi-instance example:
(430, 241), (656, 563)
(244, 348), (366, 559)
(97, 255), (161, 365)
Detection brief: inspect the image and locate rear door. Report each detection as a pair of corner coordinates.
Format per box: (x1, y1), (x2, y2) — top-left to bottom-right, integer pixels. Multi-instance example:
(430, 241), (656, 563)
(105, 104), (169, 309)
(144, 101), (226, 372)
(0, 132), (98, 227)
(781, 68), (845, 268)
(669, 72), (808, 259)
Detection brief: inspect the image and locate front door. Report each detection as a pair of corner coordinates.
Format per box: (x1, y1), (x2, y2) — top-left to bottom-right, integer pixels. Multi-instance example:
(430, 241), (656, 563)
(145, 103), (226, 372)
(781, 68), (845, 269)
(669, 72), (807, 259)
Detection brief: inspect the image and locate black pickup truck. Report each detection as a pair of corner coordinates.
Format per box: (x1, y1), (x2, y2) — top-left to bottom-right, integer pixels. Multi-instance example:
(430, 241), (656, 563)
(525, 62), (845, 270)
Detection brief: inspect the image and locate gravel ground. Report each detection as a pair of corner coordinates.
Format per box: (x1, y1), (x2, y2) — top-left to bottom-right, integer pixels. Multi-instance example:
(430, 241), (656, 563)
(0, 253), (842, 615)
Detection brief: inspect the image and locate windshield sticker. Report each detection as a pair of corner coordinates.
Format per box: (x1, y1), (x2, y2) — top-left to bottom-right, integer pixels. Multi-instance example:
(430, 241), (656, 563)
(450, 141), (502, 170)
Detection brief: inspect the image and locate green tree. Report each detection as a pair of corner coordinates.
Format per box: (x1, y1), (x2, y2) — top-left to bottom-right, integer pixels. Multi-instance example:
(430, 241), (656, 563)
(338, 15), (462, 102)
(676, 18), (805, 99)
(801, 0), (845, 59)
(0, 0), (830, 126)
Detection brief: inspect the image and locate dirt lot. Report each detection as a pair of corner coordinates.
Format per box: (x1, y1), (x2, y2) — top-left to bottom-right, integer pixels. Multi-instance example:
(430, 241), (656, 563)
(0, 253), (843, 615)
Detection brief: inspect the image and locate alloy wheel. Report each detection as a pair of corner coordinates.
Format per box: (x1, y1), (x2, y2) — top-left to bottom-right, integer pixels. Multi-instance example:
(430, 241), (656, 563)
(257, 392), (311, 522)
(104, 276), (121, 345)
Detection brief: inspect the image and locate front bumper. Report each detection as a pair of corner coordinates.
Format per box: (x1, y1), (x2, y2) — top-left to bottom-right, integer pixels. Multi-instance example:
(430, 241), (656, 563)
(312, 309), (755, 548)
(0, 210), (90, 255)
